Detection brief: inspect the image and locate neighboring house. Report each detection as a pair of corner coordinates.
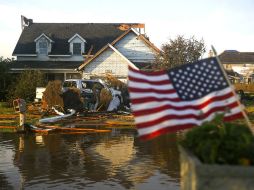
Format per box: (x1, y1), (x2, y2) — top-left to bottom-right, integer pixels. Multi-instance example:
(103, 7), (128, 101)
(10, 16), (159, 82)
(219, 50), (254, 83)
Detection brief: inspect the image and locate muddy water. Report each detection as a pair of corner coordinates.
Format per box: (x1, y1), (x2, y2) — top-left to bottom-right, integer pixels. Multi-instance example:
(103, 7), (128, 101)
(0, 128), (180, 190)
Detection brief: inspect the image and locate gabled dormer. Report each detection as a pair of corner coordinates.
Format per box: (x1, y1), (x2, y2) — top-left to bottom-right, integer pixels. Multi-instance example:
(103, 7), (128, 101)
(68, 33), (86, 56)
(34, 33), (54, 55)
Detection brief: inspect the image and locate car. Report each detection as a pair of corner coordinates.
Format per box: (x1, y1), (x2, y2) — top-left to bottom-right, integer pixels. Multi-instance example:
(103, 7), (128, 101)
(62, 79), (122, 111)
(62, 79), (105, 94)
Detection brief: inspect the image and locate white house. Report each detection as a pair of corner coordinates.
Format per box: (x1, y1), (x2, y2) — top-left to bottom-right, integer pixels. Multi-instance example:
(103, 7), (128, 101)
(11, 16), (160, 82)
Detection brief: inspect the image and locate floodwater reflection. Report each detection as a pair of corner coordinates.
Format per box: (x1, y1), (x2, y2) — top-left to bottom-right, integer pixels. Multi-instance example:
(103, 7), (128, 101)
(0, 128), (180, 189)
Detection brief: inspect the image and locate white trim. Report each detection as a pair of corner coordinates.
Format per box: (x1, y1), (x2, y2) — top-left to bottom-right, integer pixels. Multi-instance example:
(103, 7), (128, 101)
(68, 33), (86, 43)
(14, 54), (37, 57)
(48, 55), (72, 57)
(108, 44), (139, 70)
(130, 28), (140, 36)
(34, 33), (54, 42)
(10, 68), (78, 71)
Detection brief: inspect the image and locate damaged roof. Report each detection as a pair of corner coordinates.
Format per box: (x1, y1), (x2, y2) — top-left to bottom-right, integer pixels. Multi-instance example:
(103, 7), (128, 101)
(13, 23), (140, 55)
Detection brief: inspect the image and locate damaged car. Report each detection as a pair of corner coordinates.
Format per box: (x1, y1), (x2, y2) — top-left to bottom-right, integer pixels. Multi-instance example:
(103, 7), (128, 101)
(62, 79), (123, 111)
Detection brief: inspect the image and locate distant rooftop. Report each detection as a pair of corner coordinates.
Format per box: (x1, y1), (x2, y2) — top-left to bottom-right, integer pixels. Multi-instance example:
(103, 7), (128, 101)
(219, 50), (254, 63)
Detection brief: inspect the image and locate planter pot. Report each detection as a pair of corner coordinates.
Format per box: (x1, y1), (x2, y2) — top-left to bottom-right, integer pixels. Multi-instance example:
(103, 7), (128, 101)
(178, 146), (254, 190)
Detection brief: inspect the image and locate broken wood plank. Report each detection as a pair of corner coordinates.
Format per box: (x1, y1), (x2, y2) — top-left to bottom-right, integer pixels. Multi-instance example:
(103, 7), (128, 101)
(0, 126), (17, 129)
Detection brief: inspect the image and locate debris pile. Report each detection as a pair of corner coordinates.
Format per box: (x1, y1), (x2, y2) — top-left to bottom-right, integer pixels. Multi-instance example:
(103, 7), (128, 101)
(42, 80), (63, 111)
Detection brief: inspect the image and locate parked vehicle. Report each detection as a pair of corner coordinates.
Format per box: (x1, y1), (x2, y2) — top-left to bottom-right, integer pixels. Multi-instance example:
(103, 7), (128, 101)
(62, 79), (122, 111)
(62, 79), (104, 93)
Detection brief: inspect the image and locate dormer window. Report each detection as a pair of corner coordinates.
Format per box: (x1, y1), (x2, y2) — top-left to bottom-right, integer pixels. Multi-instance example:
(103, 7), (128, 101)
(34, 33), (54, 56)
(38, 39), (48, 55)
(68, 33), (86, 56)
(73, 43), (81, 55)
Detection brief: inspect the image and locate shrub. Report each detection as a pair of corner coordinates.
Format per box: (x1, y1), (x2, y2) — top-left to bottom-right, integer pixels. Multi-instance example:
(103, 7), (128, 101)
(180, 115), (254, 165)
(7, 70), (45, 103)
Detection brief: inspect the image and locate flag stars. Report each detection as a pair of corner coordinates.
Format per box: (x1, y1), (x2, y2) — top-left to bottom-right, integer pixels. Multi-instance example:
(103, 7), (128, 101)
(168, 58), (228, 100)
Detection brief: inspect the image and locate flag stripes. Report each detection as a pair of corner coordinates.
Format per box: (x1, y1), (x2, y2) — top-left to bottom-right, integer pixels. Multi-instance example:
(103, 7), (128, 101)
(128, 65), (243, 140)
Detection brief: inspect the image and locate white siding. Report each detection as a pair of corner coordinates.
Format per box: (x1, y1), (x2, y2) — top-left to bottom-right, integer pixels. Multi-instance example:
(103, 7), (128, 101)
(16, 56), (84, 61)
(115, 32), (157, 63)
(83, 48), (129, 79)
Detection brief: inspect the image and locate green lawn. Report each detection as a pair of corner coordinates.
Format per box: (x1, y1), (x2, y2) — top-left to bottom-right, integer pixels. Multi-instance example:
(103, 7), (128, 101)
(0, 102), (13, 114)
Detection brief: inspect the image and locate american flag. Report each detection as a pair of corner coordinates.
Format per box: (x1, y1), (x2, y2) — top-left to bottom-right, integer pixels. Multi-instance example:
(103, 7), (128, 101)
(128, 57), (244, 140)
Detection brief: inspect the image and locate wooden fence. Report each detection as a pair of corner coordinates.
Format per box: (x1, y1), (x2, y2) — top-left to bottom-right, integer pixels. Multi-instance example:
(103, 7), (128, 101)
(234, 84), (254, 92)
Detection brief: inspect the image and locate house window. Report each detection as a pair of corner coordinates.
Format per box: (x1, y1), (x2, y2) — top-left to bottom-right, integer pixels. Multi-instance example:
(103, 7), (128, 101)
(73, 43), (81, 55)
(39, 40), (48, 55)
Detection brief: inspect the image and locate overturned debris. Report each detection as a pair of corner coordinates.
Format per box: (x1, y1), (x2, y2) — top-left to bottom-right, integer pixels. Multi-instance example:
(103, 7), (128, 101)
(39, 109), (76, 123)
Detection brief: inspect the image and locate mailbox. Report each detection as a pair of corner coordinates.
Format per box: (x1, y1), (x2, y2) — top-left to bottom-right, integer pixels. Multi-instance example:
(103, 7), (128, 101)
(13, 99), (26, 113)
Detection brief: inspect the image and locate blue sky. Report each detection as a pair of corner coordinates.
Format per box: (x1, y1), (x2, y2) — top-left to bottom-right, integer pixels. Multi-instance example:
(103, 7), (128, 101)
(0, 0), (253, 58)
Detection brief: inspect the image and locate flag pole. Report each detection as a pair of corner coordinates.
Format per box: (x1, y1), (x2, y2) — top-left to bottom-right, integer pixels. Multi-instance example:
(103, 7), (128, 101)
(211, 45), (254, 134)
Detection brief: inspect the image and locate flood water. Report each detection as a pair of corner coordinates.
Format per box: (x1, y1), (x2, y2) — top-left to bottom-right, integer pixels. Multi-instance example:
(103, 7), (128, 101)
(0, 128), (180, 190)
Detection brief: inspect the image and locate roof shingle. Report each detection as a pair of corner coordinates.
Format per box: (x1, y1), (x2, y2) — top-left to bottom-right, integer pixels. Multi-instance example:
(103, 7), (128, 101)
(13, 23), (136, 55)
